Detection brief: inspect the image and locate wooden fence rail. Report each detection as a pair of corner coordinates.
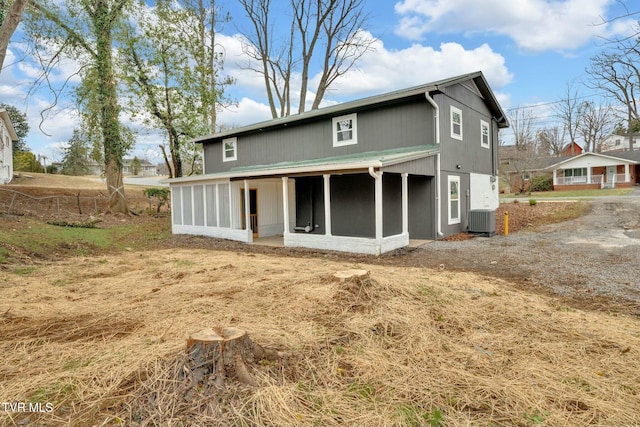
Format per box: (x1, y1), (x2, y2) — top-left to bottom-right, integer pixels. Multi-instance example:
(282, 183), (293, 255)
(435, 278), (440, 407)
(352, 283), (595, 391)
(0, 188), (109, 217)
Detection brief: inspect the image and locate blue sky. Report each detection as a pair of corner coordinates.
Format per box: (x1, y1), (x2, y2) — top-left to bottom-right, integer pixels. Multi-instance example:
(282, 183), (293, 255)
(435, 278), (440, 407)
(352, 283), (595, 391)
(0, 0), (638, 165)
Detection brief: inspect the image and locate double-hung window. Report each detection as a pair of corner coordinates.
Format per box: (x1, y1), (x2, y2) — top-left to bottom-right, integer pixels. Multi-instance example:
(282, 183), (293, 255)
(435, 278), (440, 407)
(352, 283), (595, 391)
(222, 137), (237, 162)
(480, 120), (490, 148)
(448, 175), (460, 225)
(450, 106), (463, 140)
(332, 113), (358, 147)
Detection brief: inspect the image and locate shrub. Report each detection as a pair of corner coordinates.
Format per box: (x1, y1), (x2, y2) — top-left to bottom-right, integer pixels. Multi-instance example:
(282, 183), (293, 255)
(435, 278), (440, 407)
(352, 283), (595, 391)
(143, 188), (170, 212)
(529, 199), (537, 206)
(529, 175), (553, 192)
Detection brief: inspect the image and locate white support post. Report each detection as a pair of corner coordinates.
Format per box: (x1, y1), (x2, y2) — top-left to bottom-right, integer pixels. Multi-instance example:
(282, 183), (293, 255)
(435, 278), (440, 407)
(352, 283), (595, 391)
(625, 163), (630, 182)
(375, 171), (383, 241)
(323, 174), (332, 236)
(243, 180), (251, 235)
(282, 177), (290, 235)
(228, 182), (233, 228)
(587, 167), (592, 184)
(553, 169), (558, 186)
(401, 173), (409, 235)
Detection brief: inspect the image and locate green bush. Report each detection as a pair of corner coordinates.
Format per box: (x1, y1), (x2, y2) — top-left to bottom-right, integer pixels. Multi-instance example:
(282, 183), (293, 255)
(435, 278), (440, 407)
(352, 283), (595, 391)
(143, 188), (170, 212)
(529, 199), (537, 206)
(529, 175), (553, 192)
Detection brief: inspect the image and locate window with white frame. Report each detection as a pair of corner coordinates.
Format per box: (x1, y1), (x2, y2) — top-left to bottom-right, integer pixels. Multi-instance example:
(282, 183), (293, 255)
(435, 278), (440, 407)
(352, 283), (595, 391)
(480, 120), (490, 148)
(332, 113), (357, 147)
(450, 106), (463, 140)
(222, 137), (237, 162)
(448, 175), (460, 225)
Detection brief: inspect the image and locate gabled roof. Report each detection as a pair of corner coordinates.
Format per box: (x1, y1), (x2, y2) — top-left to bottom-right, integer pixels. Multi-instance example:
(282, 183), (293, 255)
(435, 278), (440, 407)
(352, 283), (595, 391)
(543, 152), (639, 170)
(195, 71), (508, 143)
(168, 144), (439, 183)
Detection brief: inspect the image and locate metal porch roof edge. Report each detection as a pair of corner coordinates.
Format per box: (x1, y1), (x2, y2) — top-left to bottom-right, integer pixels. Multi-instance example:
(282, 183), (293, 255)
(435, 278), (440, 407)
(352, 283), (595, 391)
(193, 71), (508, 144)
(166, 145), (440, 184)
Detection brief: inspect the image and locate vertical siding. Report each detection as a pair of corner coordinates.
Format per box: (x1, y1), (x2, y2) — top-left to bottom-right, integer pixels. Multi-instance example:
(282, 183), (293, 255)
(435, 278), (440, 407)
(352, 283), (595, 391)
(203, 99), (435, 173)
(182, 187), (193, 226)
(218, 184), (230, 227)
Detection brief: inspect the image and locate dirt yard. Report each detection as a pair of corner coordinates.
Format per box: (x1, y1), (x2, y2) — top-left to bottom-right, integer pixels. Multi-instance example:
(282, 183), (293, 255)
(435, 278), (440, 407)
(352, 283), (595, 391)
(1, 175), (640, 426)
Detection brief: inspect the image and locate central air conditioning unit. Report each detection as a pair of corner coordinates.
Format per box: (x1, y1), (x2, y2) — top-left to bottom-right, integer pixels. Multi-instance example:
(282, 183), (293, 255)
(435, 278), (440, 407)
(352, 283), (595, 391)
(468, 209), (496, 237)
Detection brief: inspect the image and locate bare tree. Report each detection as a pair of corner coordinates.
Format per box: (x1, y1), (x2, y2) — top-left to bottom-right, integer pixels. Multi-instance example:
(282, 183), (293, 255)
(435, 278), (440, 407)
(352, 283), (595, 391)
(536, 126), (566, 156)
(238, 0), (375, 118)
(586, 48), (639, 151)
(553, 81), (583, 156)
(577, 101), (616, 152)
(507, 107), (537, 151)
(0, 0), (27, 72)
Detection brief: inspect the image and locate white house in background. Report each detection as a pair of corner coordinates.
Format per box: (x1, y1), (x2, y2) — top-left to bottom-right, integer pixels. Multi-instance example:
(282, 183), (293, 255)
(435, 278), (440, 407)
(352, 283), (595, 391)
(0, 109), (18, 185)
(545, 151), (640, 190)
(600, 133), (640, 153)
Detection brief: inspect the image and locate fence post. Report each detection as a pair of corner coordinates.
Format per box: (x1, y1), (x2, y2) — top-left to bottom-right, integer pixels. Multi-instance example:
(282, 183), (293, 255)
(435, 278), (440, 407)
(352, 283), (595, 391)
(9, 192), (16, 212)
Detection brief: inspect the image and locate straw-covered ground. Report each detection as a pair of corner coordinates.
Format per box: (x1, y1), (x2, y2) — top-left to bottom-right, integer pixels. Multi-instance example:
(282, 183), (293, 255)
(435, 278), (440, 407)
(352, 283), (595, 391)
(2, 248), (640, 426)
(1, 174), (640, 426)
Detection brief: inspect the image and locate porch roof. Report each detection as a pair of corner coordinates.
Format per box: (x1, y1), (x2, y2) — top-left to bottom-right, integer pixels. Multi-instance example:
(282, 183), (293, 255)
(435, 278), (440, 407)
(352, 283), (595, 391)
(543, 152), (638, 170)
(167, 144), (439, 184)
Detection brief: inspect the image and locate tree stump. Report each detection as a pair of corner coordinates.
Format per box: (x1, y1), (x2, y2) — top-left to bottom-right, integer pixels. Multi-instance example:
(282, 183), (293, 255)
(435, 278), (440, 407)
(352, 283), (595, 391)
(185, 327), (280, 389)
(333, 269), (369, 282)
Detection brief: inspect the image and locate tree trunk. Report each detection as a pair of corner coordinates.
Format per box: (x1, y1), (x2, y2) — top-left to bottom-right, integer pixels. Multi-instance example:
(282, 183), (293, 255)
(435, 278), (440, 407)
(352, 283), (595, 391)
(0, 0), (27, 72)
(186, 327), (276, 388)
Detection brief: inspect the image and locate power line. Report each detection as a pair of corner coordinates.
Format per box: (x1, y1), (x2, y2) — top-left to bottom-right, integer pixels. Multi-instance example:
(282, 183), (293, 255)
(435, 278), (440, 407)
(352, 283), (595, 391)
(504, 91), (615, 113)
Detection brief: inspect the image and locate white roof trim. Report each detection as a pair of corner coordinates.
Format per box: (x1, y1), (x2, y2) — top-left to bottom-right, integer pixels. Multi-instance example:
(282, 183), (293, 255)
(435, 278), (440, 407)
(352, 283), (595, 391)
(544, 152), (638, 170)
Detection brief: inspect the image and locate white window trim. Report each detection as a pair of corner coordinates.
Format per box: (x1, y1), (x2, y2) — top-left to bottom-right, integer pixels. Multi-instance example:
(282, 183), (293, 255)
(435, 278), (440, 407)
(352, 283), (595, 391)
(480, 119), (490, 149)
(448, 175), (461, 225)
(222, 137), (237, 162)
(450, 106), (463, 141)
(332, 113), (358, 147)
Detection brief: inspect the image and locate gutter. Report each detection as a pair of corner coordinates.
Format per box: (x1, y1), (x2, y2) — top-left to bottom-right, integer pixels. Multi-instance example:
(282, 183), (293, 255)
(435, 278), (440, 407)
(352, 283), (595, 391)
(425, 91), (443, 238)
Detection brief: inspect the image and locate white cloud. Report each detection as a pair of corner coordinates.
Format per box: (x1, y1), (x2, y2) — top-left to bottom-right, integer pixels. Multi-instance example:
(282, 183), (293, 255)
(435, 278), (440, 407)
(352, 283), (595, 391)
(218, 97), (273, 129)
(393, 0), (626, 52)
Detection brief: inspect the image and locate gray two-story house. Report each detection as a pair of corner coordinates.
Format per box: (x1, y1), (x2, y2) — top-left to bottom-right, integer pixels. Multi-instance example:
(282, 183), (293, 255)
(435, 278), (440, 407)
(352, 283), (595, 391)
(168, 71), (508, 254)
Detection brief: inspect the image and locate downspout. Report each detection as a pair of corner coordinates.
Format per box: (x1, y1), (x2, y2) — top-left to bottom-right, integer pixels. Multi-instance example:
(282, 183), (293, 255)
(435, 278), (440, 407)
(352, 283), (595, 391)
(425, 91), (443, 238)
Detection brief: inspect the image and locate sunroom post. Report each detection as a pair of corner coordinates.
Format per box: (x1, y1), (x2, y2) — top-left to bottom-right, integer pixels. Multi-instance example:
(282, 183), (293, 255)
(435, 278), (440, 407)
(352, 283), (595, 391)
(323, 174), (332, 236)
(375, 171), (383, 241)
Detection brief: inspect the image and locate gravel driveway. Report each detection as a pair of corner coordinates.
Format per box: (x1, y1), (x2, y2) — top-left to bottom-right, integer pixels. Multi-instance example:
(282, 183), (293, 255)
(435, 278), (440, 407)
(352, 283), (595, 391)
(411, 189), (640, 315)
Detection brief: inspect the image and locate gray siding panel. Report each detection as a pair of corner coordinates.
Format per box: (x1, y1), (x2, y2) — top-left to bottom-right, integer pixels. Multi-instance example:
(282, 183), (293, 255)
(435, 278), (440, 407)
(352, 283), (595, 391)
(182, 187), (192, 226)
(204, 100), (436, 173)
(205, 184), (217, 227)
(193, 185), (204, 226)
(383, 156), (436, 175)
(436, 86), (498, 176)
(408, 175), (434, 239)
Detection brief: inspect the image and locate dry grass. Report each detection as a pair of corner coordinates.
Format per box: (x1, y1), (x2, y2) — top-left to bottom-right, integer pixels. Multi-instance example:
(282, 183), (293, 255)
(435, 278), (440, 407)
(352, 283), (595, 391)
(2, 249), (640, 426)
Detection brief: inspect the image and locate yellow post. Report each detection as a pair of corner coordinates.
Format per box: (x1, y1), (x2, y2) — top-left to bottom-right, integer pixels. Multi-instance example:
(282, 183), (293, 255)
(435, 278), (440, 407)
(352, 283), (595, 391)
(504, 211), (509, 236)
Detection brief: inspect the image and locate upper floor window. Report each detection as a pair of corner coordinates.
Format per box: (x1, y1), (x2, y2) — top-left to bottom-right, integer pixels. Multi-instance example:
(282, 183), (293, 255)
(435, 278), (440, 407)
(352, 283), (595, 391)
(480, 120), (490, 148)
(450, 106), (463, 140)
(332, 113), (358, 147)
(222, 137), (237, 162)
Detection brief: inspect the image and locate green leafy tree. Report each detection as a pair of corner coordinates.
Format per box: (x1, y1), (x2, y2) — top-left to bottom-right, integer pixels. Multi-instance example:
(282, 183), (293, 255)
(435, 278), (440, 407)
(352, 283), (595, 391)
(26, 0), (132, 212)
(130, 156), (141, 175)
(13, 151), (44, 172)
(0, 103), (29, 155)
(119, 0), (232, 178)
(61, 129), (90, 176)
